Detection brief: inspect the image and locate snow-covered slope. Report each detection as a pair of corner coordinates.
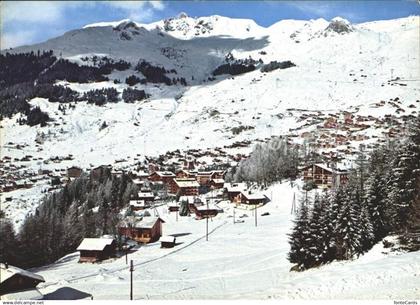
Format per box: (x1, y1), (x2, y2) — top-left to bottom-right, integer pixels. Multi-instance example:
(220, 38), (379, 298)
(1, 15), (419, 228)
(31, 182), (420, 299)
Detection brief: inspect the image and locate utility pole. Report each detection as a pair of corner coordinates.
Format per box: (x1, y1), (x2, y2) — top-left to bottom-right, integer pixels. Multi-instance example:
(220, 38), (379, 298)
(130, 260), (134, 300)
(206, 199), (209, 241)
(254, 204), (258, 227)
(125, 246), (128, 265)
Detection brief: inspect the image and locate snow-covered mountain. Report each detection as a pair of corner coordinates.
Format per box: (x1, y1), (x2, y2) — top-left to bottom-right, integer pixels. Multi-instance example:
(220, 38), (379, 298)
(1, 14), (419, 226)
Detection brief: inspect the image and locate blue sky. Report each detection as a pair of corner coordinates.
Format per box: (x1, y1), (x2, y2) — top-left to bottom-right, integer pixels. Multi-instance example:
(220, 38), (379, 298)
(1, 1), (419, 49)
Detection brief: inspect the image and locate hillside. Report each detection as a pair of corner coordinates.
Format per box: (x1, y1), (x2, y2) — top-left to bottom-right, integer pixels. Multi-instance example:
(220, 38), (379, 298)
(1, 14), (419, 227)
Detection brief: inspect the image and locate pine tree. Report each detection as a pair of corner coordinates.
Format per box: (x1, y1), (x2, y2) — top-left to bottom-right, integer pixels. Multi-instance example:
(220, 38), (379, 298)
(288, 194), (311, 270)
(335, 183), (363, 260)
(364, 170), (389, 240)
(0, 220), (20, 265)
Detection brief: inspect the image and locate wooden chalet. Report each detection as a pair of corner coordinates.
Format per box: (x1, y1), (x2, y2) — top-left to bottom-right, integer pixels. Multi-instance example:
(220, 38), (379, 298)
(301, 163), (349, 188)
(239, 191), (270, 205)
(77, 237), (117, 263)
(90, 165), (111, 181)
(67, 166), (82, 178)
(0, 263), (45, 298)
(119, 217), (165, 244)
(173, 178), (199, 196)
(160, 236), (176, 248)
(188, 203), (219, 219)
(149, 171), (175, 183)
(148, 171), (176, 192)
(224, 182), (247, 203)
(196, 170), (225, 187)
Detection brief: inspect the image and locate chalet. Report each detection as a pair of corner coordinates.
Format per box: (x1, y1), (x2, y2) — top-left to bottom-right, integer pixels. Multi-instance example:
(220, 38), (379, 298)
(119, 217), (165, 244)
(224, 182), (247, 203)
(77, 237), (117, 263)
(148, 171), (176, 190)
(67, 166), (82, 178)
(160, 236), (176, 248)
(301, 163), (349, 188)
(240, 191), (270, 205)
(189, 203), (219, 219)
(173, 178), (199, 196)
(0, 263), (45, 298)
(91, 165), (111, 180)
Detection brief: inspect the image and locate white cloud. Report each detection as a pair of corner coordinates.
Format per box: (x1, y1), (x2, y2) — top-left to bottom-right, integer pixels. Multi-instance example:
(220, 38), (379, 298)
(1, 30), (37, 49)
(1, 1), (96, 24)
(104, 1), (166, 22)
(285, 1), (363, 22)
(1, 1), (165, 24)
(286, 1), (334, 18)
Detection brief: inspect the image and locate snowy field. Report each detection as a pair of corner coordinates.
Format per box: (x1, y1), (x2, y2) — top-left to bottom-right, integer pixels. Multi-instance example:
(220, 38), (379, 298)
(32, 182), (420, 300)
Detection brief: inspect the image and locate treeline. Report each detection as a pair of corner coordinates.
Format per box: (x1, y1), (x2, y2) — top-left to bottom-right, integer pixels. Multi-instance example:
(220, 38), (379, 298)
(212, 63), (256, 76)
(83, 88), (119, 106)
(289, 115), (420, 271)
(0, 50), (55, 89)
(135, 60), (187, 86)
(0, 167), (138, 269)
(261, 60), (296, 73)
(0, 51), (135, 125)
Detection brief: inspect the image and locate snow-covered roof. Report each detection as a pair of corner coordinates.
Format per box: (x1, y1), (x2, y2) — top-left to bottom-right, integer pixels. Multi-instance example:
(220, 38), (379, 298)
(138, 192), (154, 198)
(241, 191), (268, 201)
(0, 263), (45, 284)
(155, 171), (175, 177)
(314, 163), (350, 174)
(120, 216), (165, 229)
(196, 171), (213, 176)
(224, 182), (247, 192)
(139, 217), (165, 228)
(160, 236), (176, 243)
(196, 204), (219, 211)
(130, 200), (146, 207)
(175, 179), (200, 188)
(77, 238), (115, 251)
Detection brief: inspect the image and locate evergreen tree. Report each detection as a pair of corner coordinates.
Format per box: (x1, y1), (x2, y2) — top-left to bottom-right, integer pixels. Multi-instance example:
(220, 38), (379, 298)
(335, 183), (363, 260)
(288, 194), (310, 270)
